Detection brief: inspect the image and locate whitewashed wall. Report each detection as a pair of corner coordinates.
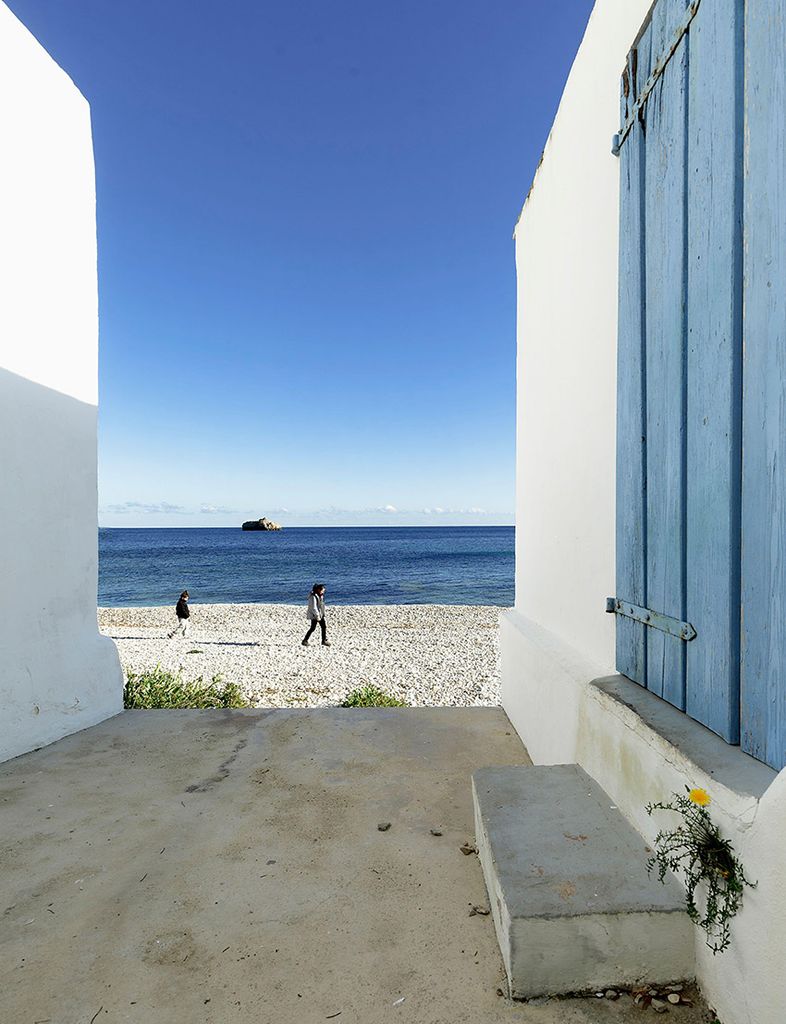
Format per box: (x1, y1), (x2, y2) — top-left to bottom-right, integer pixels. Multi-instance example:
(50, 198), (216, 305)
(0, 1), (122, 763)
(502, 0), (654, 767)
(501, 2), (786, 1022)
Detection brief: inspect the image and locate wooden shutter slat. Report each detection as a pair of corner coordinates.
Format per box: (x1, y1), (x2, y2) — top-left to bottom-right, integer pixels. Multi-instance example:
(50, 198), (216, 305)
(616, 33), (653, 686)
(741, 0), (786, 769)
(685, 0), (743, 743)
(643, 0), (690, 708)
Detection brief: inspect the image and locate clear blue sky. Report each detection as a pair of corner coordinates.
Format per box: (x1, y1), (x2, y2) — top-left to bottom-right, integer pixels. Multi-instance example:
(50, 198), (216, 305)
(9, 0), (594, 527)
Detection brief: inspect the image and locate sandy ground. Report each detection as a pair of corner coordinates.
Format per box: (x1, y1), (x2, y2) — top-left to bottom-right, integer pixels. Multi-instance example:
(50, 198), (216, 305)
(99, 603), (501, 707)
(0, 708), (711, 1024)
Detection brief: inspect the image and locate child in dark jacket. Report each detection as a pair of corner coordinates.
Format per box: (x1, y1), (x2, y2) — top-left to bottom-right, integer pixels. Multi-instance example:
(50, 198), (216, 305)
(168, 590), (190, 638)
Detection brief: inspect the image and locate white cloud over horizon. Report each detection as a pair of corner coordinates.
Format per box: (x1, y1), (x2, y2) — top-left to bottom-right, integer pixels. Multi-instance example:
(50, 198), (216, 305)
(103, 501), (186, 515)
(99, 500), (513, 528)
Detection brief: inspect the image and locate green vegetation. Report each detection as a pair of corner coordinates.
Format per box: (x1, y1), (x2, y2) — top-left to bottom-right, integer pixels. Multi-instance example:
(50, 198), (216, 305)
(646, 787), (756, 954)
(123, 666), (249, 709)
(341, 683), (408, 708)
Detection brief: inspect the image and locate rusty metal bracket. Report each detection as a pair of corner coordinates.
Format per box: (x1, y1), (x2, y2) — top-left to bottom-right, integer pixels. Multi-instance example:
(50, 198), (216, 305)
(616, 0), (701, 152)
(606, 598), (697, 642)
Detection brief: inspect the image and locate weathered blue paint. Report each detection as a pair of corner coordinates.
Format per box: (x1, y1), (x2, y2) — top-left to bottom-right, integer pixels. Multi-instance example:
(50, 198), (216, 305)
(616, 0), (751, 750)
(617, 0), (702, 150)
(643, 0), (690, 709)
(741, 0), (786, 769)
(618, 0), (786, 768)
(616, 30), (652, 685)
(685, 0), (744, 743)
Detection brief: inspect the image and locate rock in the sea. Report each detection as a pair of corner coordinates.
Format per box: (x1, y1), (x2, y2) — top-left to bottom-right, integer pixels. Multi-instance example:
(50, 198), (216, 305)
(241, 517), (283, 532)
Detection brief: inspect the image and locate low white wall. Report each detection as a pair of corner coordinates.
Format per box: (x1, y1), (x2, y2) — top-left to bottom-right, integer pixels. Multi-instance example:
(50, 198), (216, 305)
(500, 610), (590, 766)
(578, 683), (786, 1023)
(0, 2), (122, 763)
(503, 1), (786, 1021)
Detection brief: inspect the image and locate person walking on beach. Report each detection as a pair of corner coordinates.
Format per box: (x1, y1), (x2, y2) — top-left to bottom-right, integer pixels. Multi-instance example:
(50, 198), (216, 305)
(302, 583), (331, 647)
(168, 590), (190, 638)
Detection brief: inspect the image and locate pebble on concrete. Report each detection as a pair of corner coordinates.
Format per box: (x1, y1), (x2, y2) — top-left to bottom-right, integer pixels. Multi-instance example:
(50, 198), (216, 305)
(377, 822), (391, 832)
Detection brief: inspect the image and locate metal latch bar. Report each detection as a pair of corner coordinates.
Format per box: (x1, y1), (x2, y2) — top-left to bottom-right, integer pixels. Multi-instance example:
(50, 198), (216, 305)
(606, 598), (697, 642)
(615, 0), (701, 155)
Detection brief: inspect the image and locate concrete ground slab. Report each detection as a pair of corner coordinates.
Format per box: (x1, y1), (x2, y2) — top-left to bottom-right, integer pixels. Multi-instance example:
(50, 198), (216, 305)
(1, 710), (711, 1023)
(473, 765), (694, 999)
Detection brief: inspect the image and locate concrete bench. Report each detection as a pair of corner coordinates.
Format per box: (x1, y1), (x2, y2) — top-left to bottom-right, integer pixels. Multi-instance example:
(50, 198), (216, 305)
(472, 764), (694, 999)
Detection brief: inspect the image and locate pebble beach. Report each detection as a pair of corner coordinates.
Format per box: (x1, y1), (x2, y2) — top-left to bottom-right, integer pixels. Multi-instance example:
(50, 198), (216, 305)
(99, 603), (502, 707)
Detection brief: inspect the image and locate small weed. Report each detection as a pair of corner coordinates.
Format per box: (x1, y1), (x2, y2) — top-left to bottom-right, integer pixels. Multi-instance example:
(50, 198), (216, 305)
(124, 666), (249, 709)
(647, 787), (756, 954)
(341, 684), (408, 708)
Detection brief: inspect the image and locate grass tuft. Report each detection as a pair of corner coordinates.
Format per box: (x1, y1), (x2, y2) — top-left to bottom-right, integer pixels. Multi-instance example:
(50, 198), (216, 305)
(123, 666), (249, 709)
(340, 683), (408, 708)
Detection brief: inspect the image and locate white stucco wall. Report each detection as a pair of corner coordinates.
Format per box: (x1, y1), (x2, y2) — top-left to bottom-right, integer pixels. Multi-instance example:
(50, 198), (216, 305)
(502, 0), (653, 776)
(513, 0), (654, 673)
(0, 1), (122, 763)
(502, 1), (786, 1021)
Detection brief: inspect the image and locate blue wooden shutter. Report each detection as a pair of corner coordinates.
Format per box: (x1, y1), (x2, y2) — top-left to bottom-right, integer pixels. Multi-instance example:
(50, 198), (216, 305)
(740, 0), (786, 769)
(616, 0), (744, 745)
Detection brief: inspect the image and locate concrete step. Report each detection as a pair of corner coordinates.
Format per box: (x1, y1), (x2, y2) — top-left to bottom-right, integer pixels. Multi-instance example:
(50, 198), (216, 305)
(472, 764), (694, 999)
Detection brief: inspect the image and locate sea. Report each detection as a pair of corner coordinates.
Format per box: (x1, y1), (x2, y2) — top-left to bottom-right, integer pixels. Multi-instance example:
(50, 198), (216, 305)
(98, 526), (514, 607)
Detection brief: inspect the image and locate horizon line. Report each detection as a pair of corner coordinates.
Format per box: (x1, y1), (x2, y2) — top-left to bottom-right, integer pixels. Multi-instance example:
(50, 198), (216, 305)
(98, 522), (515, 530)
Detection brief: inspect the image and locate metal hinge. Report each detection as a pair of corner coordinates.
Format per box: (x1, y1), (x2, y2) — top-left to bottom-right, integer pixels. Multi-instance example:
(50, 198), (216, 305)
(616, 0), (701, 153)
(606, 598), (697, 642)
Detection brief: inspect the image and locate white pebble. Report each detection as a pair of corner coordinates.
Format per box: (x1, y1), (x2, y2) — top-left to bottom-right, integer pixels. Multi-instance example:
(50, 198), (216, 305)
(99, 603), (502, 708)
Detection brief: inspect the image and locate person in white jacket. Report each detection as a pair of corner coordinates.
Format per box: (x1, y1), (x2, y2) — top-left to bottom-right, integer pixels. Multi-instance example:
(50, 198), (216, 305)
(302, 583), (330, 647)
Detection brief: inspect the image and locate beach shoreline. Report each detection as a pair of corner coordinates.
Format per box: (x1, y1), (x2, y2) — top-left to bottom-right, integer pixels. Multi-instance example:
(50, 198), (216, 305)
(99, 603), (502, 708)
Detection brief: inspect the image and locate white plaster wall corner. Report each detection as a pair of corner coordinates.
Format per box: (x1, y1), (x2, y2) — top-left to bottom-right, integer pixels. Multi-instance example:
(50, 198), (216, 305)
(500, 609), (608, 765)
(0, 2), (122, 763)
(575, 685), (786, 1024)
(689, 770), (786, 1024)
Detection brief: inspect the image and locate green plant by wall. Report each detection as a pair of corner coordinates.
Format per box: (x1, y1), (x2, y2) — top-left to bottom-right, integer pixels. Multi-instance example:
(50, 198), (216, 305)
(646, 787), (756, 954)
(123, 666), (249, 709)
(340, 683), (407, 708)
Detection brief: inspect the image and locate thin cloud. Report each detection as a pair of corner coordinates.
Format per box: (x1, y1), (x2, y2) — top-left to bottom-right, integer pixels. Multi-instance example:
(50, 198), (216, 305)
(103, 501), (185, 515)
(100, 502), (509, 521)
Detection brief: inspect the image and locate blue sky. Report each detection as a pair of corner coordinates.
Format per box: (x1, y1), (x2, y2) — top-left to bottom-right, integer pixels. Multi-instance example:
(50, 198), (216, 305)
(9, 0), (593, 527)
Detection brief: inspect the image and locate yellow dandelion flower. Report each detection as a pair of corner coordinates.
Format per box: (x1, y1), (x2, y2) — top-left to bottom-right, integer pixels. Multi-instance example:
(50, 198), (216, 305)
(689, 788), (711, 807)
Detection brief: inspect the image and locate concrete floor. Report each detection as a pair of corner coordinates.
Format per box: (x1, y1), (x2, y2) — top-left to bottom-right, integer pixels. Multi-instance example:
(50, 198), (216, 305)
(0, 709), (712, 1024)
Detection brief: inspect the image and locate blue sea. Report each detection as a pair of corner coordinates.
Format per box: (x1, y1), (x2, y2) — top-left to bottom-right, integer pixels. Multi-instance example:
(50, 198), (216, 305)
(98, 526), (514, 607)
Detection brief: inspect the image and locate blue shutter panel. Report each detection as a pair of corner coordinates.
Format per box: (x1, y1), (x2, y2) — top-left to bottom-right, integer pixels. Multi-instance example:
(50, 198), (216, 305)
(617, 0), (744, 745)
